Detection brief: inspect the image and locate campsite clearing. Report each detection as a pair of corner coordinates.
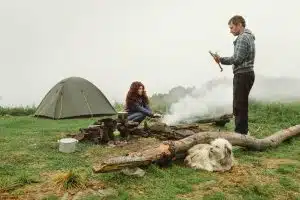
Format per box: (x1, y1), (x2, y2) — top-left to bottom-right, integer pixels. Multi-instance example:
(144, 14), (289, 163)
(1, 102), (300, 199)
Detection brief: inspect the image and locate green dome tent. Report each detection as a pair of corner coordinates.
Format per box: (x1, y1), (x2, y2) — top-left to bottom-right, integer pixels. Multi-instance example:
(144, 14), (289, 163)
(34, 77), (117, 119)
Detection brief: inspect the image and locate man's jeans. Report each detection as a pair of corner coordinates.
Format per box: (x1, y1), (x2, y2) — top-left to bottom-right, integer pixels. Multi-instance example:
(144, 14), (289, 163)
(233, 71), (255, 135)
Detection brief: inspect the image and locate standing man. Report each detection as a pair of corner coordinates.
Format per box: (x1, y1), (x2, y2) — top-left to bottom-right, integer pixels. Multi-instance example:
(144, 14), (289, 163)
(214, 15), (255, 135)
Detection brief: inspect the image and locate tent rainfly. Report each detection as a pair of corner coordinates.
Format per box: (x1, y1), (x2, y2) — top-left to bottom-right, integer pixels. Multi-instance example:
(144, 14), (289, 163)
(34, 77), (117, 119)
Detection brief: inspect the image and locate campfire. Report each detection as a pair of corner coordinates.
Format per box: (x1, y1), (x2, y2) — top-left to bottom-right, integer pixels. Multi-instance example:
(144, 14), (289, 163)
(67, 112), (233, 145)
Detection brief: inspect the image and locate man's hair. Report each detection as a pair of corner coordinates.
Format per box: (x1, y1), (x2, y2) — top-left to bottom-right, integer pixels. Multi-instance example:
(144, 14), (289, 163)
(228, 15), (246, 27)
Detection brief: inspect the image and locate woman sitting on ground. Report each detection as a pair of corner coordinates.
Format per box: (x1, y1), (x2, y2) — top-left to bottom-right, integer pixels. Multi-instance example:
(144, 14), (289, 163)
(125, 81), (160, 123)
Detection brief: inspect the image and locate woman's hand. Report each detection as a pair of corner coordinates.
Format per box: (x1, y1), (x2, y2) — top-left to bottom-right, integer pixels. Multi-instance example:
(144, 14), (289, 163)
(153, 113), (162, 118)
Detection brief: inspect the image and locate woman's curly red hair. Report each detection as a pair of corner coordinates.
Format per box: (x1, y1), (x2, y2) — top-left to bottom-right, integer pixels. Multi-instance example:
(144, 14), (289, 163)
(125, 81), (149, 109)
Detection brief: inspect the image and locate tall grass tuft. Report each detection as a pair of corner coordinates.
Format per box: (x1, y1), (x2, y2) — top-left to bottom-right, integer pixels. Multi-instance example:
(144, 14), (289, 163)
(53, 170), (87, 190)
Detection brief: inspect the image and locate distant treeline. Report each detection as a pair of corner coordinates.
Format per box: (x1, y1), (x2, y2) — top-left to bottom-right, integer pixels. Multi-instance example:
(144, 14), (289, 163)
(0, 85), (192, 116)
(0, 106), (37, 116)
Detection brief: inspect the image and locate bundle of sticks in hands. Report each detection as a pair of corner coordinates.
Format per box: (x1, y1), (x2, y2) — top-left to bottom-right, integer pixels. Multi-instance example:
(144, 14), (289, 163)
(209, 50), (223, 72)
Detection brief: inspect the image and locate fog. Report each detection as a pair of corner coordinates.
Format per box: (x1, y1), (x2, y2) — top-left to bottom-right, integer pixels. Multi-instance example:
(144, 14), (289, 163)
(0, 0), (299, 107)
(162, 75), (300, 125)
(162, 81), (233, 125)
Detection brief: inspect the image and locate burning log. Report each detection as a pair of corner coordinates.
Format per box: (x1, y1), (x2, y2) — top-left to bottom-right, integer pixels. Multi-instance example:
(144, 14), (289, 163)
(92, 124), (300, 173)
(116, 114), (233, 140)
(194, 114), (233, 126)
(116, 121), (213, 140)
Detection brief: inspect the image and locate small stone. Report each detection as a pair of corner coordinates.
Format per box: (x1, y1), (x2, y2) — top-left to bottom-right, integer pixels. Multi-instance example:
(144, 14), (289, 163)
(72, 191), (83, 200)
(121, 167), (145, 177)
(61, 192), (69, 200)
(97, 188), (118, 198)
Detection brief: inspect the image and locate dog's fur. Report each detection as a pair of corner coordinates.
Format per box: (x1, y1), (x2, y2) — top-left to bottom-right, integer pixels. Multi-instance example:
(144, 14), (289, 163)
(184, 138), (234, 172)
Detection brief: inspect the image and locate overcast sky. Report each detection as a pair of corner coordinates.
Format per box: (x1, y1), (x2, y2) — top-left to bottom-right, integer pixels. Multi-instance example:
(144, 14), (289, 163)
(0, 0), (299, 106)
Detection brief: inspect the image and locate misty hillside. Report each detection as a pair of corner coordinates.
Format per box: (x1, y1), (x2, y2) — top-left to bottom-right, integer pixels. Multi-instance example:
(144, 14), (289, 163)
(200, 75), (300, 102)
(150, 86), (195, 112)
(250, 75), (300, 102)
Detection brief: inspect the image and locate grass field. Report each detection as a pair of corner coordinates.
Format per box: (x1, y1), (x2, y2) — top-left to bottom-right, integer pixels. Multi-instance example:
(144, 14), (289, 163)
(1, 102), (300, 200)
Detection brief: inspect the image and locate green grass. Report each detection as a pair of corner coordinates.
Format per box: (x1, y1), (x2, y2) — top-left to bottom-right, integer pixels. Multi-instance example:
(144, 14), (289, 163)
(1, 102), (300, 199)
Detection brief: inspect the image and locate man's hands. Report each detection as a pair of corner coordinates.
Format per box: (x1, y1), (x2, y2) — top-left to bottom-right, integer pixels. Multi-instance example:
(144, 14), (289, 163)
(209, 51), (223, 72)
(209, 51), (221, 63)
(213, 54), (221, 64)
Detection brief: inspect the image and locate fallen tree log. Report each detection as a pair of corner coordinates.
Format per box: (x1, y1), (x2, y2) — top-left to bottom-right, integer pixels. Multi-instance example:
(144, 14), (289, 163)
(92, 124), (300, 173)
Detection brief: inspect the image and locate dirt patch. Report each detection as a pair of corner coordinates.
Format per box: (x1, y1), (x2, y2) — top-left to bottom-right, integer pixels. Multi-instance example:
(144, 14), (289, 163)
(178, 163), (277, 200)
(262, 158), (300, 169)
(1, 138), (161, 200)
(178, 157), (300, 199)
(86, 137), (161, 164)
(113, 137), (161, 153)
(273, 191), (300, 200)
(0, 171), (106, 200)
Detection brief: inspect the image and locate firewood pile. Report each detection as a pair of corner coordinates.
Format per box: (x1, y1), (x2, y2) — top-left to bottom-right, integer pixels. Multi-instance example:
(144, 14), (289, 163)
(67, 118), (118, 144)
(67, 113), (233, 145)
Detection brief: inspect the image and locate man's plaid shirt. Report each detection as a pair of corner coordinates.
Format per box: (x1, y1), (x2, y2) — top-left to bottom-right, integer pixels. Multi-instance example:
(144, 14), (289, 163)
(220, 29), (255, 74)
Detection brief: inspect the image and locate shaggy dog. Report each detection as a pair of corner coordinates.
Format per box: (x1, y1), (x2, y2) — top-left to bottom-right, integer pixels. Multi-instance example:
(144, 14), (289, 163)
(184, 138), (234, 172)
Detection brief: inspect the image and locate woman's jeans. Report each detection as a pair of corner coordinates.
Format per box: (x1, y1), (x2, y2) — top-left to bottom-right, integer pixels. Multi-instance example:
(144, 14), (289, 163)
(128, 112), (146, 123)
